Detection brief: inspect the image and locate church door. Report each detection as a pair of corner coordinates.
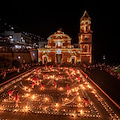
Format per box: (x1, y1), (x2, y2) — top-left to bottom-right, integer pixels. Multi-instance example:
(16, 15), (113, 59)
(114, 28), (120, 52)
(72, 58), (75, 64)
(56, 54), (62, 64)
(44, 57), (47, 64)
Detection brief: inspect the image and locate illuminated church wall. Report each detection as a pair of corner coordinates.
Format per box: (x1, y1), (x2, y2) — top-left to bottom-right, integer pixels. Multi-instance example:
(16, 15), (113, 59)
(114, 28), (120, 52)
(38, 11), (92, 64)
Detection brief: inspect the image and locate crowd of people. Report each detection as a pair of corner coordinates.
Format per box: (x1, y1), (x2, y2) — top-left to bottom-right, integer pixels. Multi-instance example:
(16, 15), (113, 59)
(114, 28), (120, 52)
(0, 63), (39, 80)
(82, 63), (120, 80)
(1, 62), (120, 81)
(105, 67), (120, 80)
(81, 63), (105, 71)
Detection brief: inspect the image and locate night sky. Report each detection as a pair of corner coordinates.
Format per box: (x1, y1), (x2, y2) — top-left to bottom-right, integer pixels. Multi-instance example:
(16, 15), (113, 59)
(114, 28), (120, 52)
(0, 1), (119, 64)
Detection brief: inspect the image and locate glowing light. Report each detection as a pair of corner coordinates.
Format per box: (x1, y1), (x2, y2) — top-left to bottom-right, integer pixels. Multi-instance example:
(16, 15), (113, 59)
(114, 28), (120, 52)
(77, 96), (81, 101)
(80, 110), (83, 114)
(55, 103), (59, 107)
(77, 103), (82, 107)
(44, 106), (47, 111)
(87, 85), (91, 89)
(27, 77), (30, 80)
(57, 49), (61, 54)
(15, 45), (21, 49)
(24, 86), (27, 90)
(0, 106), (3, 110)
(23, 106), (29, 112)
(65, 98), (68, 101)
(57, 42), (61, 47)
(59, 87), (63, 91)
(80, 84), (85, 89)
(25, 93), (29, 97)
(28, 88), (31, 92)
(71, 113), (76, 117)
(45, 97), (49, 101)
(18, 56), (20, 59)
(92, 90), (96, 94)
(32, 95), (35, 100)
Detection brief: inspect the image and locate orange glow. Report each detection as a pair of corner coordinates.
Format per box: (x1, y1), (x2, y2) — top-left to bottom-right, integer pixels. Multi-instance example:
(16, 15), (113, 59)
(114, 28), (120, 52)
(38, 13), (92, 64)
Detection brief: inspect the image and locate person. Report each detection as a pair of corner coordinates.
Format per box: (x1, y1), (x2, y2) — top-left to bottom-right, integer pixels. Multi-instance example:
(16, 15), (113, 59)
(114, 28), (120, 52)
(2, 70), (6, 79)
(17, 68), (20, 73)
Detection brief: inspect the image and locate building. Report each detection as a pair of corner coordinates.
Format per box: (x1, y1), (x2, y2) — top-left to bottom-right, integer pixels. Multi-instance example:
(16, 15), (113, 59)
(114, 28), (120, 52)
(38, 41), (47, 48)
(38, 11), (92, 65)
(79, 10), (93, 63)
(38, 28), (81, 64)
(0, 31), (38, 65)
(0, 30), (33, 44)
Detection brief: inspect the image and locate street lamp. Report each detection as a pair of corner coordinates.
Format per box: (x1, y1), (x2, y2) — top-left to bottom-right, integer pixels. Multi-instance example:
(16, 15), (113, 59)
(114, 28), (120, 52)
(103, 55), (106, 64)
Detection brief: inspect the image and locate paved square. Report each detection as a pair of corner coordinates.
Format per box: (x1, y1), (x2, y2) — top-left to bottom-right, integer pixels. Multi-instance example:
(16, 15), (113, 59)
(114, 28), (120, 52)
(0, 66), (119, 120)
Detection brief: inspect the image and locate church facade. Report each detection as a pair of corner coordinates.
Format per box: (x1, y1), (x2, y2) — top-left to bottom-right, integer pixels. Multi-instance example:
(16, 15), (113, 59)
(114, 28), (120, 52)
(38, 11), (92, 65)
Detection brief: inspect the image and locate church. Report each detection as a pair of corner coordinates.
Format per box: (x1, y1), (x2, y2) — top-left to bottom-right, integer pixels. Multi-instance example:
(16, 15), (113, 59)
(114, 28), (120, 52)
(38, 11), (93, 65)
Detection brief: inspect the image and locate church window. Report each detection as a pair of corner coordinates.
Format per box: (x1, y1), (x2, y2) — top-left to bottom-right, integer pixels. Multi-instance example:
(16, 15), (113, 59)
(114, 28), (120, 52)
(82, 21), (84, 25)
(84, 46), (87, 52)
(56, 42), (62, 48)
(84, 36), (89, 41)
(58, 42), (61, 47)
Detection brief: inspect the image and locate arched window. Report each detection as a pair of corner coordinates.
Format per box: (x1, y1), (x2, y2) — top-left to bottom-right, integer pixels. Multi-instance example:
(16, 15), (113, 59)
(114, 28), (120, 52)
(56, 42), (62, 48)
(84, 46), (87, 52)
(58, 42), (61, 47)
(84, 36), (89, 41)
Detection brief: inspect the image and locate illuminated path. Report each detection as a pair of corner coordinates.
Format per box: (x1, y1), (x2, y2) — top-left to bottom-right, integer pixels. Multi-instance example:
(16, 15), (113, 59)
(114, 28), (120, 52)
(0, 66), (120, 120)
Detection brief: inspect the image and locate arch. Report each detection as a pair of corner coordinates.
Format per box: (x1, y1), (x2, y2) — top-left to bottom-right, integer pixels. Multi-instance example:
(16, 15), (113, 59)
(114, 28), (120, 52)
(56, 54), (62, 64)
(42, 55), (48, 64)
(84, 46), (87, 52)
(70, 56), (76, 64)
(56, 42), (62, 48)
(83, 45), (89, 52)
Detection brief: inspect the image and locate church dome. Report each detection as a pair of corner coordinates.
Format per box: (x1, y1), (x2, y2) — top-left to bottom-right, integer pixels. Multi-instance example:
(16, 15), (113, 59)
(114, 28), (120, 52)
(47, 28), (71, 40)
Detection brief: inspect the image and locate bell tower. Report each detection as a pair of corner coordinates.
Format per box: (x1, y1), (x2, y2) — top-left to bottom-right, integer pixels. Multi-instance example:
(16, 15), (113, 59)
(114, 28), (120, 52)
(79, 10), (93, 64)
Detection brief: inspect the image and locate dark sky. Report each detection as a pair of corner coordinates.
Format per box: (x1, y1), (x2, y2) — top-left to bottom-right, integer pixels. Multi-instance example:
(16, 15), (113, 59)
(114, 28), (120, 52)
(0, 1), (119, 64)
